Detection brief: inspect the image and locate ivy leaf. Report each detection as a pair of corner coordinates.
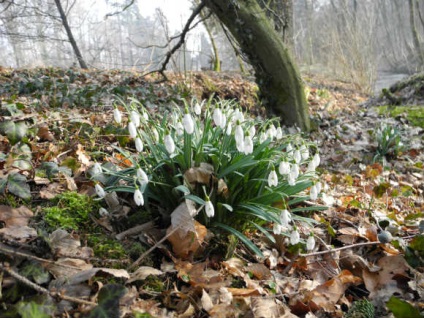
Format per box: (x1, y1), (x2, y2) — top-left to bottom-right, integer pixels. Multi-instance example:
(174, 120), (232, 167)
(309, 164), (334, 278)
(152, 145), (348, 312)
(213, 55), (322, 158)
(0, 121), (28, 145)
(86, 284), (127, 318)
(7, 173), (31, 200)
(386, 296), (421, 318)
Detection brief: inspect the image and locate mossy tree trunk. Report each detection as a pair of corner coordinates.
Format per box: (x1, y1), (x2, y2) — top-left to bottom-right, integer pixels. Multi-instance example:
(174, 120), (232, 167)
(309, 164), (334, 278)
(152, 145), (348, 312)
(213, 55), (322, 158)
(204, 0), (310, 131)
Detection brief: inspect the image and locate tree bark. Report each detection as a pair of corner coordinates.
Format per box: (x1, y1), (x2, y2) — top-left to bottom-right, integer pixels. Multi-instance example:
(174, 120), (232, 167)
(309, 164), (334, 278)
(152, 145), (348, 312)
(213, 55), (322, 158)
(53, 0), (88, 69)
(408, 0), (424, 67)
(204, 0), (310, 131)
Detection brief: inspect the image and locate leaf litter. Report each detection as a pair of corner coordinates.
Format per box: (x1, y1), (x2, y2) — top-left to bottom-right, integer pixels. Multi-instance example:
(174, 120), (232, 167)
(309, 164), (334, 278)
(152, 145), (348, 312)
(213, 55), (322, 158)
(0, 68), (423, 317)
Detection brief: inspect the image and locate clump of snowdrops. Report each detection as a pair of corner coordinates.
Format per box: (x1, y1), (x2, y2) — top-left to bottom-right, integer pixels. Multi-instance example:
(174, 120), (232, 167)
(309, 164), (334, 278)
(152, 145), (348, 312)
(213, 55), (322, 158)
(92, 97), (326, 256)
(373, 123), (403, 163)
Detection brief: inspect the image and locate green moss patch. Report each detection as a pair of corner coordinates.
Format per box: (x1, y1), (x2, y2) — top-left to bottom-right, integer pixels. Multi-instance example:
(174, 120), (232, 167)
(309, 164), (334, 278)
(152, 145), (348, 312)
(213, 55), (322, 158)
(375, 105), (424, 128)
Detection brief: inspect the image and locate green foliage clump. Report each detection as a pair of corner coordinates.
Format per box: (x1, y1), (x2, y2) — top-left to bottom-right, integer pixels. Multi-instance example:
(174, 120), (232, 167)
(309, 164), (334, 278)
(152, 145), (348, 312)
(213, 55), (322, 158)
(373, 123), (404, 163)
(87, 235), (127, 260)
(95, 98), (325, 256)
(42, 191), (98, 231)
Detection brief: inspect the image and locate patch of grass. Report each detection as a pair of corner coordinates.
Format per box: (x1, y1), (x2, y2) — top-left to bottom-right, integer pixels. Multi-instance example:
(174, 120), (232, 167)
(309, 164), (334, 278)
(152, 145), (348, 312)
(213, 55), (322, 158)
(375, 105), (424, 128)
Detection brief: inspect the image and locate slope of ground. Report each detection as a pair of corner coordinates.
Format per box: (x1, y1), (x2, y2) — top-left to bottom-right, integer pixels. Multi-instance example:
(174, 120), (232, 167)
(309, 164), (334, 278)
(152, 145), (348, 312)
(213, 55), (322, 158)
(0, 68), (423, 317)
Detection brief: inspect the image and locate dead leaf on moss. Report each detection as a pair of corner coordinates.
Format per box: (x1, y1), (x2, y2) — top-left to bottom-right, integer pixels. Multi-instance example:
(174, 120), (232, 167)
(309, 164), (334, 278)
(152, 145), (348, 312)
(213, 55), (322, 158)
(128, 266), (164, 283)
(40, 182), (64, 199)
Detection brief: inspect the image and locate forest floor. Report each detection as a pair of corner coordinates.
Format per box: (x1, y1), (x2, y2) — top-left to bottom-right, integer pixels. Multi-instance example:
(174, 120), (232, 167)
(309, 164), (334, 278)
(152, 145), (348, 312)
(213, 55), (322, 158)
(0, 68), (423, 317)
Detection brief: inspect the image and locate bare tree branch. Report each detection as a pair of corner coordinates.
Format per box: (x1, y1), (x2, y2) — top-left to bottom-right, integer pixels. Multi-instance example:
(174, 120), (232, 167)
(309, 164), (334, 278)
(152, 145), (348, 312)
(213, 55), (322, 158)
(143, 0), (206, 81)
(105, 0), (135, 18)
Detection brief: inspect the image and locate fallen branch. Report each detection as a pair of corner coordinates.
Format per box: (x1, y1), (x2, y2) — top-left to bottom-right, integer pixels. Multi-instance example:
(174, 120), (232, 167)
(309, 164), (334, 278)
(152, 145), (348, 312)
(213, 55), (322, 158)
(0, 262), (96, 306)
(300, 241), (381, 257)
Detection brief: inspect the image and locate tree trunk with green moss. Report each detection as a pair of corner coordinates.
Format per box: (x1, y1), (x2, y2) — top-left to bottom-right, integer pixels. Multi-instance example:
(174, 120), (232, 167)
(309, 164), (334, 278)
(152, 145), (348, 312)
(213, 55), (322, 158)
(204, 0), (310, 131)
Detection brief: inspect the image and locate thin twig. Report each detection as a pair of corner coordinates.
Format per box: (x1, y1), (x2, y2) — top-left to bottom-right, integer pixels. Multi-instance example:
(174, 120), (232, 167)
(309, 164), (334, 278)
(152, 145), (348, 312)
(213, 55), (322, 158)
(0, 262), (97, 306)
(300, 241), (381, 257)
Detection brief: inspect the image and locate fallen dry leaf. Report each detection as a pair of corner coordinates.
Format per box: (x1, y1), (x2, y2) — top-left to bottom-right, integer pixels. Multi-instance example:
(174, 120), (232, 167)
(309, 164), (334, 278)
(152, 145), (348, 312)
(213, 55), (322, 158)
(0, 205), (33, 227)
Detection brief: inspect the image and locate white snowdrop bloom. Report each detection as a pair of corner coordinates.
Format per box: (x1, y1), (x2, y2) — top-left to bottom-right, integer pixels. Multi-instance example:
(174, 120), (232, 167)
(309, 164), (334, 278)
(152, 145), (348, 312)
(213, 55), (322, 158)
(286, 143), (293, 156)
(306, 235), (316, 251)
(313, 153), (321, 167)
(273, 223), (283, 235)
(219, 113), (227, 129)
(315, 182), (322, 194)
(322, 193), (335, 206)
(291, 163), (300, 179)
(130, 110), (141, 127)
(235, 124), (244, 145)
(279, 161), (290, 175)
(92, 163), (102, 176)
(176, 121), (184, 136)
(267, 124), (277, 139)
(152, 128), (159, 142)
(243, 135), (254, 155)
(128, 122), (137, 138)
(293, 150), (301, 163)
(134, 188), (144, 206)
(276, 127), (283, 140)
(183, 113), (194, 134)
(307, 160), (316, 172)
(113, 108), (122, 124)
(99, 207), (109, 217)
(213, 107), (223, 127)
(164, 134), (175, 154)
(386, 135), (389, 141)
(236, 138), (245, 152)
(288, 173), (296, 186)
(233, 109), (244, 123)
(290, 229), (300, 245)
(205, 198), (215, 217)
(280, 209), (291, 227)
(249, 125), (256, 137)
(226, 122), (232, 136)
(300, 145), (309, 160)
(310, 184), (318, 200)
(137, 168), (149, 186)
(95, 184), (105, 198)
(194, 102), (202, 115)
(259, 132), (267, 143)
(142, 111), (149, 121)
(135, 137), (143, 152)
(268, 169), (278, 187)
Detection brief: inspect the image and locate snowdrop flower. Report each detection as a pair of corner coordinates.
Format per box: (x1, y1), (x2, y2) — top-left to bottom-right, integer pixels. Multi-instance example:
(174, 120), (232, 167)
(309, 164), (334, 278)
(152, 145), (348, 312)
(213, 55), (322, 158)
(313, 153), (320, 167)
(128, 122), (137, 139)
(137, 168), (149, 186)
(142, 111), (149, 121)
(95, 184), (105, 198)
(315, 182), (322, 194)
(276, 127), (283, 140)
(243, 133), (254, 155)
(213, 107), (223, 127)
(134, 188), (144, 206)
(386, 135), (389, 141)
(267, 124), (277, 140)
(259, 132), (267, 143)
(235, 122), (244, 144)
(135, 137), (143, 152)
(310, 184), (318, 200)
(164, 134), (175, 154)
(293, 149), (301, 164)
(288, 173), (296, 186)
(92, 163), (102, 176)
(290, 228), (300, 245)
(219, 112), (227, 129)
(226, 121), (232, 135)
(273, 223), (283, 235)
(249, 125), (256, 137)
(290, 163), (299, 179)
(152, 128), (159, 142)
(194, 102), (202, 115)
(236, 138), (245, 152)
(233, 108), (244, 123)
(182, 111), (194, 134)
(306, 234), (316, 251)
(307, 160), (316, 172)
(280, 209), (291, 227)
(268, 168), (278, 187)
(278, 161), (290, 175)
(300, 145), (309, 160)
(286, 143), (293, 156)
(113, 108), (122, 124)
(205, 196), (214, 218)
(130, 110), (140, 127)
(176, 121), (184, 136)
(99, 207), (109, 217)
